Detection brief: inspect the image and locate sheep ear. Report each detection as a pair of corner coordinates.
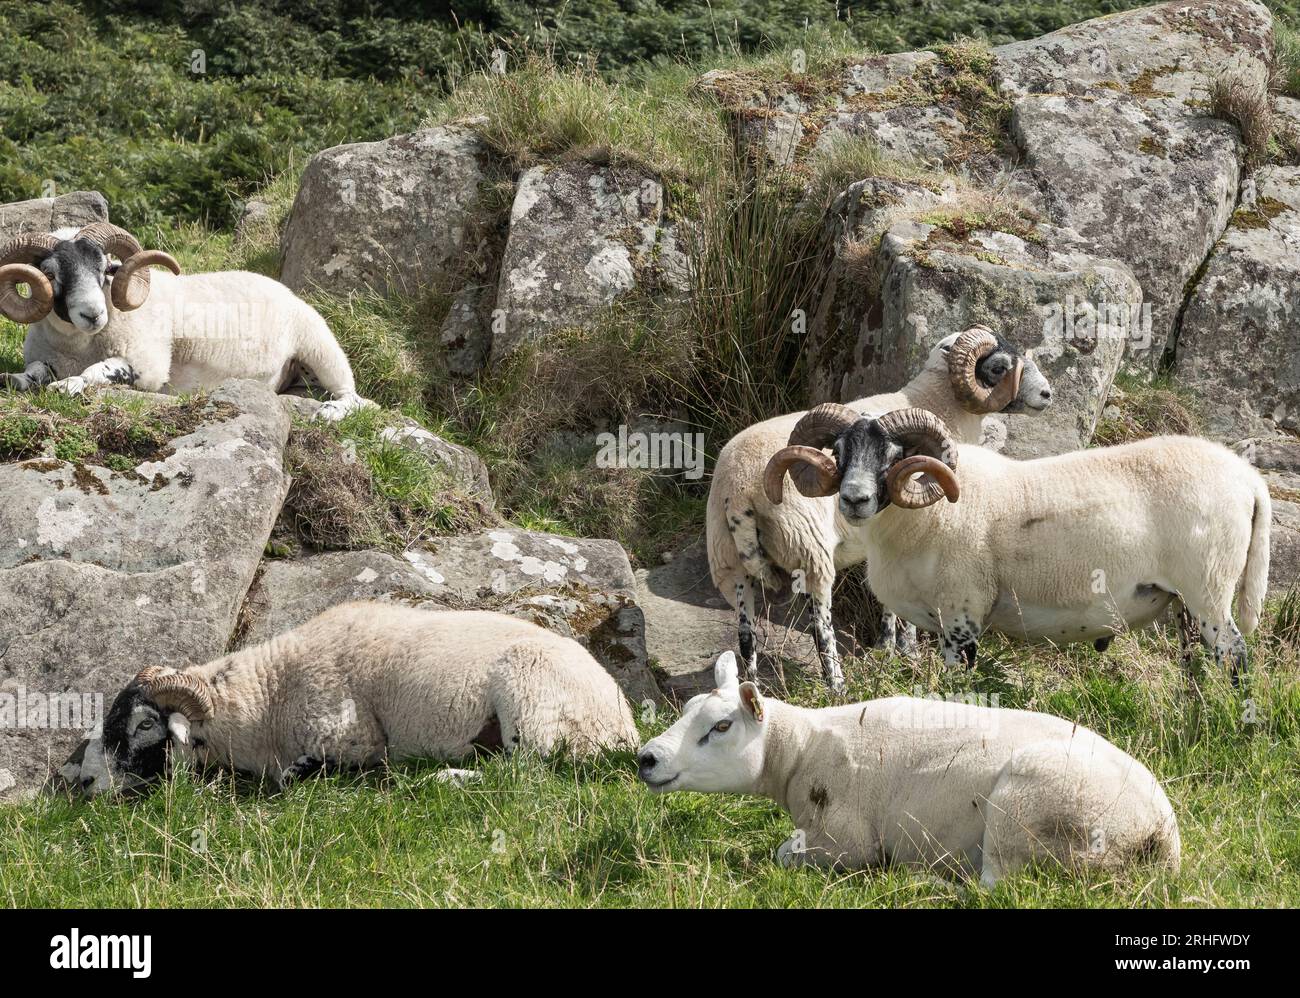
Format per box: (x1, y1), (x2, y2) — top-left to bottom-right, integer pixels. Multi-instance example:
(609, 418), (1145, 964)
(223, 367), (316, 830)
(166, 712), (191, 746)
(739, 682), (765, 722)
(714, 650), (739, 691)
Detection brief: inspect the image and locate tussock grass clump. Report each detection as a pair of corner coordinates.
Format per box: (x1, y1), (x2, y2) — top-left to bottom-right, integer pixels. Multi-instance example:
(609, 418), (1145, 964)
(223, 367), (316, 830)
(1092, 374), (1200, 446)
(279, 410), (495, 554)
(1210, 73), (1274, 166)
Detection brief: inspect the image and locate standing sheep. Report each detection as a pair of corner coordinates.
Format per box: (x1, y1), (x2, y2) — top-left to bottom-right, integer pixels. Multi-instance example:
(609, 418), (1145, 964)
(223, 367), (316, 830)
(637, 652), (1181, 885)
(707, 327), (1053, 690)
(764, 405), (1271, 680)
(0, 224), (372, 420)
(62, 602), (639, 796)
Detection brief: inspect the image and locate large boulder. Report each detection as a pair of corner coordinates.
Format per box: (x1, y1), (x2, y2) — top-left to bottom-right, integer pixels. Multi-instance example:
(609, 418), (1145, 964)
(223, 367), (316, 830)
(280, 124), (490, 296)
(403, 528), (661, 705)
(1173, 166), (1300, 441)
(490, 161), (688, 364)
(0, 191), (108, 239)
(235, 550), (441, 647)
(0, 380), (290, 798)
(808, 202), (1144, 458)
(1009, 90), (1240, 366)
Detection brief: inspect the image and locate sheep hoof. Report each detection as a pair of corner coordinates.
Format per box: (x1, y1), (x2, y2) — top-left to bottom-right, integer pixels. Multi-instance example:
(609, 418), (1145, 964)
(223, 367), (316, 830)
(313, 393), (376, 423)
(49, 376), (88, 397)
(435, 768), (482, 787)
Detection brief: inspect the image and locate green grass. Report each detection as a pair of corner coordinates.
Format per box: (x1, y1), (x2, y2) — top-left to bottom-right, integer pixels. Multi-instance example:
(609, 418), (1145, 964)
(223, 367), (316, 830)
(3, 615), (1298, 907)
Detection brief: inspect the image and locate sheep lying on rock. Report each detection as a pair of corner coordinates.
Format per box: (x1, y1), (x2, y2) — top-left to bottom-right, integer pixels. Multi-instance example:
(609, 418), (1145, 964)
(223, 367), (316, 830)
(0, 224), (372, 420)
(62, 602), (639, 796)
(707, 327), (1053, 690)
(765, 406), (1271, 680)
(637, 652), (1181, 884)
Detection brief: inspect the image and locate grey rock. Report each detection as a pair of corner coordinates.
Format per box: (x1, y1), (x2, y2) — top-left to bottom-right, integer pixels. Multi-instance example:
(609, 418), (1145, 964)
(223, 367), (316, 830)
(235, 550), (440, 647)
(1266, 470), (1300, 596)
(0, 191), (109, 239)
(634, 540), (823, 702)
(403, 528), (661, 704)
(280, 125), (489, 296)
(490, 161), (672, 363)
(993, 0), (1272, 102)
(0, 380), (290, 796)
(438, 283), (494, 376)
(233, 198), (274, 248)
(1174, 166), (1300, 440)
(1010, 90), (1240, 365)
(809, 214), (1143, 458)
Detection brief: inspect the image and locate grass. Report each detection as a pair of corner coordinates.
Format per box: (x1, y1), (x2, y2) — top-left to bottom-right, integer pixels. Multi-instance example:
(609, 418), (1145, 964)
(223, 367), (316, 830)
(1092, 372), (1201, 447)
(2, 610), (1298, 907)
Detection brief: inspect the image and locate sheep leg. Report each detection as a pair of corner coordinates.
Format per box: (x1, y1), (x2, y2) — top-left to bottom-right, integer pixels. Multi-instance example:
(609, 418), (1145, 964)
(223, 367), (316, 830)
(874, 611), (897, 650)
(49, 357), (137, 396)
(277, 754), (329, 787)
(940, 614), (982, 671)
(808, 592), (845, 693)
(735, 579), (759, 681)
(0, 361), (57, 391)
(1177, 605), (1198, 674)
(897, 620), (919, 657)
(1181, 600), (1248, 686)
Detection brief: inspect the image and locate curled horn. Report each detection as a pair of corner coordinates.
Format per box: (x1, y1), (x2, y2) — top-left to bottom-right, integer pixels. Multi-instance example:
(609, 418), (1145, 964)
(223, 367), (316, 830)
(764, 402), (861, 503)
(948, 325), (1024, 414)
(876, 407), (960, 509)
(78, 223), (180, 312)
(764, 445), (840, 504)
(134, 666), (214, 721)
(0, 232), (60, 323)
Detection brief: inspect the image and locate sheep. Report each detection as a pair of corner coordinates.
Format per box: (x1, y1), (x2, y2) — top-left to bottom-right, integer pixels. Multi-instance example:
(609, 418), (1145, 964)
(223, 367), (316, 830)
(764, 405), (1272, 681)
(706, 327), (1053, 690)
(637, 651), (1181, 885)
(0, 224), (372, 420)
(60, 602), (639, 796)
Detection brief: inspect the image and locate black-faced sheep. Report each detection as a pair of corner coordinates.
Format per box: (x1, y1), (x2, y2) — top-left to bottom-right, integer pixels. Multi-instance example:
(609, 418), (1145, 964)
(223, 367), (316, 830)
(0, 224), (371, 420)
(61, 602), (639, 795)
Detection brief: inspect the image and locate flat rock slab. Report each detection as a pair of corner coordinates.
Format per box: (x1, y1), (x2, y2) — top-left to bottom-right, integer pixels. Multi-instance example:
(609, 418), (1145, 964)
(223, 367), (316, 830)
(235, 550), (442, 648)
(1174, 166), (1300, 441)
(280, 125), (489, 296)
(0, 191), (108, 239)
(0, 380), (290, 797)
(404, 529), (661, 705)
(635, 540), (825, 702)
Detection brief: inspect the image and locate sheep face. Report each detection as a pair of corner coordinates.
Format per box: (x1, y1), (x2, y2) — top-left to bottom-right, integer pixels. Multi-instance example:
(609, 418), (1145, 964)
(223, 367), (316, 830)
(637, 652), (766, 794)
(37, 234), (113, 335)
(832, 418), (904, 521)
(980, 337), (1052, 414)
(60, 680), (189, 797)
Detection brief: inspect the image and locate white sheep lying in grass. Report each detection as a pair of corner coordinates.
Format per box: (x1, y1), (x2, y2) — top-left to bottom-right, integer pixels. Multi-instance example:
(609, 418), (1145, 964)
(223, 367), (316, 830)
(637, 652), (1181, 885)
(62, 602), (639, 796)
(0, 224), (371, 420)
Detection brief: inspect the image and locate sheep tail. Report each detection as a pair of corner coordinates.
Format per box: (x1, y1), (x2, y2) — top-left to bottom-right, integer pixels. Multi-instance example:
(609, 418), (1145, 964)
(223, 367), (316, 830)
(1238, 481), (1271, 636)
(295, 308), (358, 397)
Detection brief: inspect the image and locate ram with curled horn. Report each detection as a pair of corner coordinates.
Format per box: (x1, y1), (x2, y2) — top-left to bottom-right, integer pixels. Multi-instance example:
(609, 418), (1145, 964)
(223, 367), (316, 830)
(0, 221), (373, 420)
(705, 328), (1054, 690)
(765, 405), (1271, 686)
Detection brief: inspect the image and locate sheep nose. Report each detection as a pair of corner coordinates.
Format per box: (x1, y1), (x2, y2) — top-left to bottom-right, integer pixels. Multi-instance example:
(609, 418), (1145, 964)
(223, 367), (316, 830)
(79, 775), (94, 791)
(79, 310), (104, 326)
(637, 750), (656, 773)
(1040, 387), (1052, 401)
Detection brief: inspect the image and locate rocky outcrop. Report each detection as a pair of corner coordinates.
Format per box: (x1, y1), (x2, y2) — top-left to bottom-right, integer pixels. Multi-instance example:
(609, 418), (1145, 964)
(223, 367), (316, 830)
(808, 179), (1143, 457)
(403, 528), (660, 705)
(490, 160), (688, 364)
(280, 124), (490, 296)
(235, 550), (440, 647)
(1174, 166), (1300, 442)
(0, 190), (108, 238)
(0, 380), (290, 798)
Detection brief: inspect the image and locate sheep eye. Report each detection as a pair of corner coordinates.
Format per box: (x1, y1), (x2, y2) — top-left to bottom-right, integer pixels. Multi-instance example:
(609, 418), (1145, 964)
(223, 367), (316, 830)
(712, 720), (732, 734)
(137, 719), (154, 732)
